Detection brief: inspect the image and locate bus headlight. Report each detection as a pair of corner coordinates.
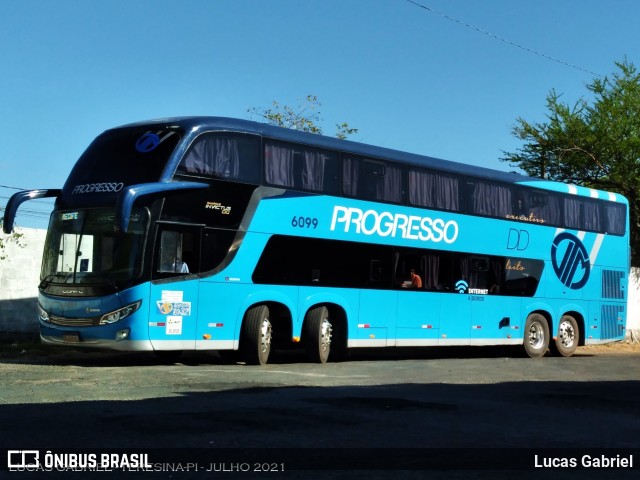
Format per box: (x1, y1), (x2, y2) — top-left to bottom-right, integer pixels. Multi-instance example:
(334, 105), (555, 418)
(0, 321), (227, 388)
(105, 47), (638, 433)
(99, 301), (141, 325)
(38, 304), (50, 323)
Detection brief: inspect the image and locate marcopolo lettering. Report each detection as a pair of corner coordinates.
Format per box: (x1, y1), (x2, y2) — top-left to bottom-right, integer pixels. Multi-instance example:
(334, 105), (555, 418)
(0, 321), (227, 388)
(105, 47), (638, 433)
(330, 205), (459, 244)
(72, 182), (125, 195)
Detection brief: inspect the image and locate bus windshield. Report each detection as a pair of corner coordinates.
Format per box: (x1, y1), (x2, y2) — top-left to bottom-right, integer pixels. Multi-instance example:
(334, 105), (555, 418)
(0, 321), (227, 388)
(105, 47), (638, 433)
(41, 208), (149, 289)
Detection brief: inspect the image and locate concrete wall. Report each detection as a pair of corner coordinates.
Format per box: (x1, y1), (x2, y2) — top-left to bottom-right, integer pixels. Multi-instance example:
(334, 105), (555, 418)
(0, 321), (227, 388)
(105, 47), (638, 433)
(0, 228), (638, 341)
(0, 227), (47, 338)
(628, 268), (640, 340)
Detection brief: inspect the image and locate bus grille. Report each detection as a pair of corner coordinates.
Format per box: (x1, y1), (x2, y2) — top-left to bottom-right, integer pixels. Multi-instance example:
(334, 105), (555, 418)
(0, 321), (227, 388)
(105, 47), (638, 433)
(600, 304), (624, 340)
(49, 316), (99, 327)
(602, 270), (624, 299)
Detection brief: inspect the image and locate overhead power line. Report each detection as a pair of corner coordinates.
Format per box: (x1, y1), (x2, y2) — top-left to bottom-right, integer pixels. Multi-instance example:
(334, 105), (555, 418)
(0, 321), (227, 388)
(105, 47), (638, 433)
(404, 0), (602, 77)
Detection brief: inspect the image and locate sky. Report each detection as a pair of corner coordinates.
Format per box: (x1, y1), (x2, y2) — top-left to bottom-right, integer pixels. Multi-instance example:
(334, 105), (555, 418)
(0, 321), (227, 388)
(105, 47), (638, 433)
(1, 0), (639, 230)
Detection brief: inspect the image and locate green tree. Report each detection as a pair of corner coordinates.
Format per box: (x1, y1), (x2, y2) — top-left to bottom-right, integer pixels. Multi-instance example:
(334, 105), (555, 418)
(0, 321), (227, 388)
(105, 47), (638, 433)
(502, 60), (640, 266)
(0, 209), (25, 261)
(247, 95), (358, 140)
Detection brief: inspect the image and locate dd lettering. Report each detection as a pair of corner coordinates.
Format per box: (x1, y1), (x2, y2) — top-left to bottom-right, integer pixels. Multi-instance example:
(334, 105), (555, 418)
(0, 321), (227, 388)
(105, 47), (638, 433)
(507, 229), (529, 251)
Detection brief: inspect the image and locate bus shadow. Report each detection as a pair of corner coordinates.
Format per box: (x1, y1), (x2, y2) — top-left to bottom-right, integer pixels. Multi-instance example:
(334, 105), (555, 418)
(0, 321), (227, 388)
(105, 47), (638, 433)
(0, 380), (639, 454)
(0, 344), (552, 368)
(0, 342), (619, 367)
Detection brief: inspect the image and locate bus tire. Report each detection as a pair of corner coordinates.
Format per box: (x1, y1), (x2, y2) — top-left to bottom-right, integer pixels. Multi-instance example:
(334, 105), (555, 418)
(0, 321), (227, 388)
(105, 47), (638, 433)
(553, 315), (579, 357)
(523, 313), (549, 358)
(303, 306), (332, 364)
(241, 305), (272, 365)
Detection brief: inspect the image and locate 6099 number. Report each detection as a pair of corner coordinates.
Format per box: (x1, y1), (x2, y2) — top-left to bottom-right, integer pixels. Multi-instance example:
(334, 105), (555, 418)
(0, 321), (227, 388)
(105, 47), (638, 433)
(291, 216), (318, 229)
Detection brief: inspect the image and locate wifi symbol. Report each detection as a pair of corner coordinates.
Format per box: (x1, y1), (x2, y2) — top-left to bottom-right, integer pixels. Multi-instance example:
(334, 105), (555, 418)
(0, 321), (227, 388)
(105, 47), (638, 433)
(455, 280), (468, 293)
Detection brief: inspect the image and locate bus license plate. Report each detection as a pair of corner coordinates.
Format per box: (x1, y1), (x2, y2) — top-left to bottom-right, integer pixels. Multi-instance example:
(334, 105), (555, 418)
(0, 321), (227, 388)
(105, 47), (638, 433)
(63, 333), (80, 343)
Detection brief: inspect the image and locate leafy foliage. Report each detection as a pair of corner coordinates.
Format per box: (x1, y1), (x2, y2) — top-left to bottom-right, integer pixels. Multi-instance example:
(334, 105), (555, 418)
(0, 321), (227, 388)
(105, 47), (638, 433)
(247, 95), (358, 140)
(503, 60), (640, 266)
(0, 210), (25, 261)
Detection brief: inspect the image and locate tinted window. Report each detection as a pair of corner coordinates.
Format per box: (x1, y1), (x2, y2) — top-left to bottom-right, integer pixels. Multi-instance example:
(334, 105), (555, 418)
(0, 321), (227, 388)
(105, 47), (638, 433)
(64, 127), (182, 193)
(179, 133), (261, 184)
(564, 197), (603, 232)
(395, 249), (454, 291)
(253, 235), (392, 288)
(343, 156), (403, 203)
(514, 188), (562, 226)
(408, 169), (461, 212)
(264, 140), (339, 194)
(605, 202), (626, 235)
(467, 180), (515, 217)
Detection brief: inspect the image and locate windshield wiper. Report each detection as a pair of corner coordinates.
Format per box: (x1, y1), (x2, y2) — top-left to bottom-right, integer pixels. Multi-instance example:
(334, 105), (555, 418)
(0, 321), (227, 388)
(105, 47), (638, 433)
(39, 273), (70, 289)
(82, 273), (120, 291)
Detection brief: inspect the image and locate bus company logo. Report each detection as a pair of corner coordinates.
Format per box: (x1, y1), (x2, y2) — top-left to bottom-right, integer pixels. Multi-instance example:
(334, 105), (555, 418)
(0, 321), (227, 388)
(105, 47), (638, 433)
(330, 206), (459, 244)
(455, 280), (468, 293)
(157, 301), (174, 315)
(551, 232), (590, 289)
(72, 182), (124, 195)
(8, 450), (39, 470)
(135, 132), (160, 153)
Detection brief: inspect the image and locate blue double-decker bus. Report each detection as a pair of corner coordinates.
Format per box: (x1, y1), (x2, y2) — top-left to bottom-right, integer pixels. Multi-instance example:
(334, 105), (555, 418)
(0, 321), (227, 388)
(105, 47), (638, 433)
(3, 117), (629, 364)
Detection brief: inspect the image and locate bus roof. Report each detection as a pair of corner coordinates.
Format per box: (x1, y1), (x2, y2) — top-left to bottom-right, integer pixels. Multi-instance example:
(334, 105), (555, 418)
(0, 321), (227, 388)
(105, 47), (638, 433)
(115, 116), (623, 202)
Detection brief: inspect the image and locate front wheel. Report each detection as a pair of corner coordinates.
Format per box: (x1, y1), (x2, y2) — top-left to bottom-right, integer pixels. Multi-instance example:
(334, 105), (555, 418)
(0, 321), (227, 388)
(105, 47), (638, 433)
(303, 306), (332, 364)
(553, 315), (579, 357)
(240, 305), (272, 365)
(523, 313), (549, 358)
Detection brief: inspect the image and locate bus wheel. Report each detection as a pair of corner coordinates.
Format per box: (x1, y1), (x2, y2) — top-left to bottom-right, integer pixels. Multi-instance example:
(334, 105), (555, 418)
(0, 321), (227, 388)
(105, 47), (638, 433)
(554, 315), (579, 357)
(241, 305), (272, 365)
(304, 306), (332, 364)
(523, 313), (549, 358)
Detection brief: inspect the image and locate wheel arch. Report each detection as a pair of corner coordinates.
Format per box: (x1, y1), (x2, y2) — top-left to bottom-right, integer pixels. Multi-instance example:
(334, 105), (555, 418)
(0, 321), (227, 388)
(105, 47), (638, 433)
(299, 292), (353, 341)
(236, 290), (296, 349)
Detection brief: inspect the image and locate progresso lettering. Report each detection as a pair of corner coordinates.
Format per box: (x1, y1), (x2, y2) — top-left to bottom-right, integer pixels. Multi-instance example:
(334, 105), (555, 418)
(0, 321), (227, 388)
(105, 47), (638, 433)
(72, 182), (124, 195)
(330, 205), (459, 244)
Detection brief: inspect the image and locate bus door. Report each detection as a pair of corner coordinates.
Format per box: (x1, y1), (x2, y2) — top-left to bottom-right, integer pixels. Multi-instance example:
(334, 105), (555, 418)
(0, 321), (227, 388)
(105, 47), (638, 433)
(356, 258), (396, 346)
(149, 225), (201, 350)
(438, 253), (478, 345)
(395, 251), (450, 345)
(358, 290), (396, 346)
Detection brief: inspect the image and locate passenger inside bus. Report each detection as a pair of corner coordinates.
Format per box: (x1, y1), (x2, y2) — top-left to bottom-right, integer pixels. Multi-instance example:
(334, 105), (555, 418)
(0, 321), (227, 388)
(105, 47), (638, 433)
(402, 268), (423, 289)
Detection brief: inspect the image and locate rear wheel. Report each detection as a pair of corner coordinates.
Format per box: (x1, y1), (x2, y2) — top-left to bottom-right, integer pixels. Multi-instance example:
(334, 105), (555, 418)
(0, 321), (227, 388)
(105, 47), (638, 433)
(304, 306), (332, 364)
(523, 313), (549, 358)
(553, 315), (579, 357)
(240, 305), (272, 365)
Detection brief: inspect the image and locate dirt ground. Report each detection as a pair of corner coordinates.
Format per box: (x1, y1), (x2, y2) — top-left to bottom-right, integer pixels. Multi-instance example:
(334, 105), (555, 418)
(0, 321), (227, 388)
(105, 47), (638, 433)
(576, 338), (640, 355)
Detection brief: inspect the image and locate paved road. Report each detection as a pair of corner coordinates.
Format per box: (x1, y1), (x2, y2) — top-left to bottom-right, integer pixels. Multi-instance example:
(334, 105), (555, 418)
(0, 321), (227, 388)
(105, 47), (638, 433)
(1, 345), (639, 479)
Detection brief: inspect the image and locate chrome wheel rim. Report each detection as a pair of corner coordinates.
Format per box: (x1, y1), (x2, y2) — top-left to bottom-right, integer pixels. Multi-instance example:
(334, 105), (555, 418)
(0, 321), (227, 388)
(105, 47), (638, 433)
(528, 322), (545, 350)
(558, 319), (576, 349)
(260, 318), (272, 354)
(320, 319), (332, 353)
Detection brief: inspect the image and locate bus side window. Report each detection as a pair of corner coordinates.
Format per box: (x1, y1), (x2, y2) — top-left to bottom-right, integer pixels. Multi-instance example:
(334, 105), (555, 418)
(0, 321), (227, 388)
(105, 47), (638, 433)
(156, 229), (200, 276)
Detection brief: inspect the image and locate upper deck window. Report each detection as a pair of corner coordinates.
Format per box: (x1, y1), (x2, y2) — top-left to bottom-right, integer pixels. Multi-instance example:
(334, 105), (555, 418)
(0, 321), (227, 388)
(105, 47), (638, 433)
(514, 188), (562, 225)
(564, 197), (603, 232)
(65, 127), (182, 190)
(467, 180), (515, 218)
(264, 140), (339, 194)
(408, 168), (460, 212)
(179, 133), (261, 184)
(343, 156), (402, 203)
(605, 202), (626, 235)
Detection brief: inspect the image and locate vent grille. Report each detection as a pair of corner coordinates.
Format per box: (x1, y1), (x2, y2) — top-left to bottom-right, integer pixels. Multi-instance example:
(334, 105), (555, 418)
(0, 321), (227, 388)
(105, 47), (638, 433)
(602, 270), (624, 299)
(600, 304), (624, 340)
(49, 316), (99, 327)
